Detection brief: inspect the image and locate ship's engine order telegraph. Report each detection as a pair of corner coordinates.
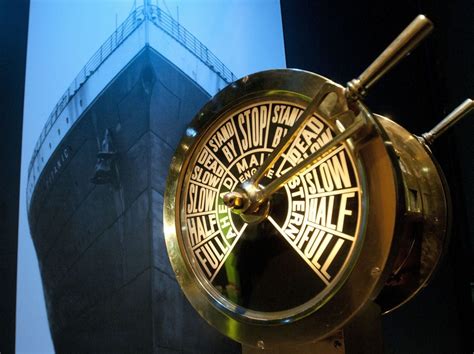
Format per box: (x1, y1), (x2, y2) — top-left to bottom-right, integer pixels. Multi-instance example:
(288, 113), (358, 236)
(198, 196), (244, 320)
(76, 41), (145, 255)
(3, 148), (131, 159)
(163, 15), (473, 353)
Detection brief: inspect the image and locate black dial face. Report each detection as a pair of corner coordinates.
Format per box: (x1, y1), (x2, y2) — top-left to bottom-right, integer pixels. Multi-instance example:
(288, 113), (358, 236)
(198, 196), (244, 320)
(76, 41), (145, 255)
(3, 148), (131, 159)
(179, 99), (362, 318)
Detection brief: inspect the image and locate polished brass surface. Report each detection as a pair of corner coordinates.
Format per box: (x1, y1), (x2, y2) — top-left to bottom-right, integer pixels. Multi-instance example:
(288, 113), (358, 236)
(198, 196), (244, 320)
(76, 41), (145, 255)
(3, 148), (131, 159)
(223, 191), (246, 210)
(346, 15), (433, 100)
(374, 115), (449, 313)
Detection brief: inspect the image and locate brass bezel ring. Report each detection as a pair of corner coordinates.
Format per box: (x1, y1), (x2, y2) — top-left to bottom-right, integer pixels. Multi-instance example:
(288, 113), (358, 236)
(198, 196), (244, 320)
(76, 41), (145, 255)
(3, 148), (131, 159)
(164, 69), (401, 347)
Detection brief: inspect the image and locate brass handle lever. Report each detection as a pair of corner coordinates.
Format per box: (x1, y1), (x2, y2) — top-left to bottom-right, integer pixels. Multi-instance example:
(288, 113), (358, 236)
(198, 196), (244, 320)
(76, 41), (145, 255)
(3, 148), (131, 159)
(347, 15), (433, 100)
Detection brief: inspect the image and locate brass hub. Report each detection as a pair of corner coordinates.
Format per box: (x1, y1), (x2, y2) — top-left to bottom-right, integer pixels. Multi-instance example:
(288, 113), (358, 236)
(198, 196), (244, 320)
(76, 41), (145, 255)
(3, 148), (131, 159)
(223, 184), (271, 224)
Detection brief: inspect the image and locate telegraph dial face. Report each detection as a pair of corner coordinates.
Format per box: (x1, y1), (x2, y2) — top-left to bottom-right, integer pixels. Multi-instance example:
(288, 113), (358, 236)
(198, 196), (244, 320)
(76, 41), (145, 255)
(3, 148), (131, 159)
(181, 99), (363, 319)
(164, 69), (391, 344)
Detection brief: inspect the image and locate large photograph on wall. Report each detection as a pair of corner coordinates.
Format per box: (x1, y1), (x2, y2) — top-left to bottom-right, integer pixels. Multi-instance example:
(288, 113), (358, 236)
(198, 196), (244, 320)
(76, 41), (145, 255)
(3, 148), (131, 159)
(16, 1), (286, 352)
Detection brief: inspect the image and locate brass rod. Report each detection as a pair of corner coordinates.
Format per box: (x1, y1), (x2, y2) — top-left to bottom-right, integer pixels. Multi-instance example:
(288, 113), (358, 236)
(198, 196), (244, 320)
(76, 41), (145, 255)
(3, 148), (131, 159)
(260, 117), (365, 199)
(422, 98), (474, 145)
(248, 83), (334, 186)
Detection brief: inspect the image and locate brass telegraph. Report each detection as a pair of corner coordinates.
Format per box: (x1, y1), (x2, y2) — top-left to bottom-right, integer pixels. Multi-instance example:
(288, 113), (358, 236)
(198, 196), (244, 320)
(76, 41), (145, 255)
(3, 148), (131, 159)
(163, 15), (473, 352)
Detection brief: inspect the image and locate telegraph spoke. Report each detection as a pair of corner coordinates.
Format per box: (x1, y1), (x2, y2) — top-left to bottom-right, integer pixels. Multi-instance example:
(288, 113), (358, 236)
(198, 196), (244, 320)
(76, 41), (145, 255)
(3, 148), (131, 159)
(305, 221), (355, 242)
(210, 223), (248, 282)
(268, 215), (329, 285)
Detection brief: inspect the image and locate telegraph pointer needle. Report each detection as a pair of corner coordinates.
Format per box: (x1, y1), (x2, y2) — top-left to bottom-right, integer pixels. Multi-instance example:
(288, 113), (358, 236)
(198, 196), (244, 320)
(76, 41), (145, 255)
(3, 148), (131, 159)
(260, 114), (365, 200)
(222, 84), (339, 214)
(248, 83), (338, 187)
(223, 15), (434, 214)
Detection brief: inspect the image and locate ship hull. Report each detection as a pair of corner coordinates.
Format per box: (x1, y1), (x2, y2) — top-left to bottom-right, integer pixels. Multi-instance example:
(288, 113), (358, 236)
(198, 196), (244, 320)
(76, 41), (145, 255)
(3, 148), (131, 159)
(28, 47), (240, 353)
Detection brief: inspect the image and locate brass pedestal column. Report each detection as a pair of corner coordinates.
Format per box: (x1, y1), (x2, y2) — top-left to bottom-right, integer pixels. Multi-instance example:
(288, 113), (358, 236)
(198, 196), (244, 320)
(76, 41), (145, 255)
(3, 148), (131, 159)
(242, 302), (383, 354)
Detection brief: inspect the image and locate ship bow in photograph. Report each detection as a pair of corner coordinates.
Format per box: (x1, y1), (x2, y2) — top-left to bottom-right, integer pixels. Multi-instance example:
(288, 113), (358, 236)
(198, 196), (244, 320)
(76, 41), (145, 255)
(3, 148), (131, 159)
(26, 4), (239, 353)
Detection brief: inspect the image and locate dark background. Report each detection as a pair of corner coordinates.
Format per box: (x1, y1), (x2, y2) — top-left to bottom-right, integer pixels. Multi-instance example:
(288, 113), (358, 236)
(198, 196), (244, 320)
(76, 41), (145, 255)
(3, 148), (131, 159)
(280, 0), (473, 353)
(1, 0), (472, 353)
